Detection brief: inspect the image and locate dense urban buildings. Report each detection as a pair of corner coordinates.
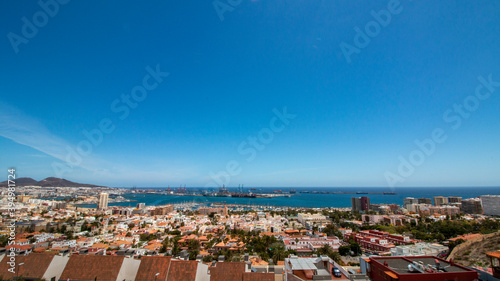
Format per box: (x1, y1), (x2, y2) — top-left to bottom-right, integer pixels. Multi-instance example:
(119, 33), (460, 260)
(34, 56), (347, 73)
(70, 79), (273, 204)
(0, 184), (498, 281)
(150, 205), (174, 216)
(344, 230), (417, 253)
(198, 206), (228, 216)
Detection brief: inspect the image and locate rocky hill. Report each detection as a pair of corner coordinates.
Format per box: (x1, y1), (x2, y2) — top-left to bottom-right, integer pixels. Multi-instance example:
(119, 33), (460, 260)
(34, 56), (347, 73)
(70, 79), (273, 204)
(0, 177), (102, 188)
(447, 231), (500, 267)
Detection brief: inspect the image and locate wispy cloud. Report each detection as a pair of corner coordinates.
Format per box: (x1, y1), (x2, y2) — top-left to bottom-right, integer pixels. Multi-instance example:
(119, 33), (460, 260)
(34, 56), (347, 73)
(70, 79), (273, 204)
(0, 102), (196, 185)
(0, 102), (114, 176)
(0, 102), (73, 162)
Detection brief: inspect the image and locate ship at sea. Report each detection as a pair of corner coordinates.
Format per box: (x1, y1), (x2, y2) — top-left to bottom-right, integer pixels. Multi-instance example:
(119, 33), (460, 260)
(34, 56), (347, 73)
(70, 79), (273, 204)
(230, 193), (256, 198)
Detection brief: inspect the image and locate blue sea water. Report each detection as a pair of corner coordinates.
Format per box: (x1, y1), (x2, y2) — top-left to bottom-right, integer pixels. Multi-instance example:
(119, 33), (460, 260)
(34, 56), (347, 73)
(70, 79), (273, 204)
(78, 186), (499, 208)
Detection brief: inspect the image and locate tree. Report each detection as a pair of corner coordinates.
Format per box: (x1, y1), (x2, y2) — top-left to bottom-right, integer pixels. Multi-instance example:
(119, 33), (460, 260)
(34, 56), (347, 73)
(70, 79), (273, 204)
(317, 244), (343, 265)
(189, 250), (199, 260)
(203, 255), (214, 263)
(323, 224), (342, 238)
(338, 245), (351, 256)
(350, 242), (362, 256)
(171, 242), (181, 256)
(448, 239), (465, 252)
(270, 242), (287, 262)
(0, 235), (7, 247)
(259, 252), (270, 261)
(188, 239), (201, 251)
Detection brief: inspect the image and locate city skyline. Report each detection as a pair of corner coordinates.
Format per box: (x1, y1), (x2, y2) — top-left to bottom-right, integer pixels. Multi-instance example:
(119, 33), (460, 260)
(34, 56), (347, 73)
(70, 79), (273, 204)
(1, 1), (500, 187)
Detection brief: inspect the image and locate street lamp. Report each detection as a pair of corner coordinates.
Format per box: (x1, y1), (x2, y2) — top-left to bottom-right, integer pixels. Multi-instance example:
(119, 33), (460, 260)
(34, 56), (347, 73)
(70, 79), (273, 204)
(16, 262), (24, 279)
(155, 272), (160, 281)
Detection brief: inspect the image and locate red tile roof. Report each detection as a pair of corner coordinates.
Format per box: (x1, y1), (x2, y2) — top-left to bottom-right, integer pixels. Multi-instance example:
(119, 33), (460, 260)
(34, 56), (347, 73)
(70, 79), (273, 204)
(0, 253), (55, 280)
(210, 262), (246, 281)
(167, 260), (198, 281)
(135, 256), (172, 281)
(60, 255), (125, 281)
(243, 272), (275, 281)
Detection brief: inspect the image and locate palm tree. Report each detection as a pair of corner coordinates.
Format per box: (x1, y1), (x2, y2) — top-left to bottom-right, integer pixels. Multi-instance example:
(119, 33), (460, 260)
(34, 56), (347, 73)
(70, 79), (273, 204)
(270, 242), (287, 262)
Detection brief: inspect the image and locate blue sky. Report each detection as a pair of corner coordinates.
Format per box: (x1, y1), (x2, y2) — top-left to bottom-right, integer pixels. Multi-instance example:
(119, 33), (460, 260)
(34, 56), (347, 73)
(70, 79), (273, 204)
(1, 1), (499, 187)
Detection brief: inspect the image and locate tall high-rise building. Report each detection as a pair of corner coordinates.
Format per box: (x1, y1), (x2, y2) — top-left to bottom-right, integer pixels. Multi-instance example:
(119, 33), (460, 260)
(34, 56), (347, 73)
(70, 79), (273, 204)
(97, 192), (109, 210)
(352, 196), (370, 212)
(433, 196), (448, 206)
(481, 195), (500, 216)
(417, 197), (432, 204)
(461, 198), (483, 214)
(448, 196), (462, 204)
(403, 197), (418, 208)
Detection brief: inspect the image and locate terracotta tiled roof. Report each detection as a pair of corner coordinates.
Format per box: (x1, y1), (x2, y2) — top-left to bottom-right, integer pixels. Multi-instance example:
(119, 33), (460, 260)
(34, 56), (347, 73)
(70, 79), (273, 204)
(167, 260), (198, 281)
(91, 243), (110, 249)
(487, 251), (500, 259)
(250, 258), (268, 266)
(60, 255), (125, 281)
(6, 244), (32, 250)
(0, 253), (55, 280)
(33, 247), (47, 253)
(242, 272), (275, 281)
(210, 262), (246, 281)
(135, 256), (172, 281)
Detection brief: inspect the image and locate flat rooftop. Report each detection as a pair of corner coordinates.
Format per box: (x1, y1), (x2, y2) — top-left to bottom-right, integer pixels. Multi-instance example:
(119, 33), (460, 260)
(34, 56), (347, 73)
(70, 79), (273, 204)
(373, 257), (470, 274)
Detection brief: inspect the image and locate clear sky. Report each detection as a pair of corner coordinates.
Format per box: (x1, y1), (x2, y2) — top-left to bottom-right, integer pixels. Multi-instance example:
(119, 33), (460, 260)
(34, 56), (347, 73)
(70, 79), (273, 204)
(1, 1), (499, 187)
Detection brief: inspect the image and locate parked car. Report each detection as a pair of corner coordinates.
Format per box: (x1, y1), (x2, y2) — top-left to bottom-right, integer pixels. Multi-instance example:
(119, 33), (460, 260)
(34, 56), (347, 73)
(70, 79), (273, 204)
(332, 267), (342, 278)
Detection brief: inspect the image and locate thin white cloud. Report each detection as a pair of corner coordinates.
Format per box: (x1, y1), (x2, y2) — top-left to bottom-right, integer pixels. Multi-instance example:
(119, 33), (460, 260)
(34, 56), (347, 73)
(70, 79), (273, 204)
(0, 102), (197, 185)
(0, 102), (72, 162)
(0, 102), (111, 174)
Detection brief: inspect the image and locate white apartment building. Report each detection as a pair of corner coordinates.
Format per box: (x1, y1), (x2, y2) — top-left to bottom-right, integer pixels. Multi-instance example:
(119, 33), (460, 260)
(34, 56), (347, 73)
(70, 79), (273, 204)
(481, 195), (500, 216)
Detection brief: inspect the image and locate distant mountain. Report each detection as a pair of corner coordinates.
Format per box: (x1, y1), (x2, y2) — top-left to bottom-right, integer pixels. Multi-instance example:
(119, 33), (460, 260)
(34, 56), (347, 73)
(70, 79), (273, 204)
(10, 177), (39, 185)
(0, 177), (102, 188)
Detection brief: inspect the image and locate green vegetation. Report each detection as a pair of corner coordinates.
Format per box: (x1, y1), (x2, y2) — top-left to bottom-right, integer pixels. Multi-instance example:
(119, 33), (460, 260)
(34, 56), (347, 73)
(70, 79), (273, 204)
(354, 218), (500, 242)
(316, 244), (343, 265)
(0, 235), (7, 247)
(139, 233), (158, 242)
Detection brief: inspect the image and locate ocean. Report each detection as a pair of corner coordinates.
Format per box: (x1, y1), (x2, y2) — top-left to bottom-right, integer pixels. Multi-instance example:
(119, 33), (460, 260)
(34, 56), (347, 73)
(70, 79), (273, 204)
(77, 186), (500, 209)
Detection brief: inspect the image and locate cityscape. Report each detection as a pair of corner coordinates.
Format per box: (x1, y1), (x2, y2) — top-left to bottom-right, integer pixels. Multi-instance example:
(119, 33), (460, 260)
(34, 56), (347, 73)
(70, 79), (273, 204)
(2, 1), (500, 281)
(0, 178), (499, 280)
